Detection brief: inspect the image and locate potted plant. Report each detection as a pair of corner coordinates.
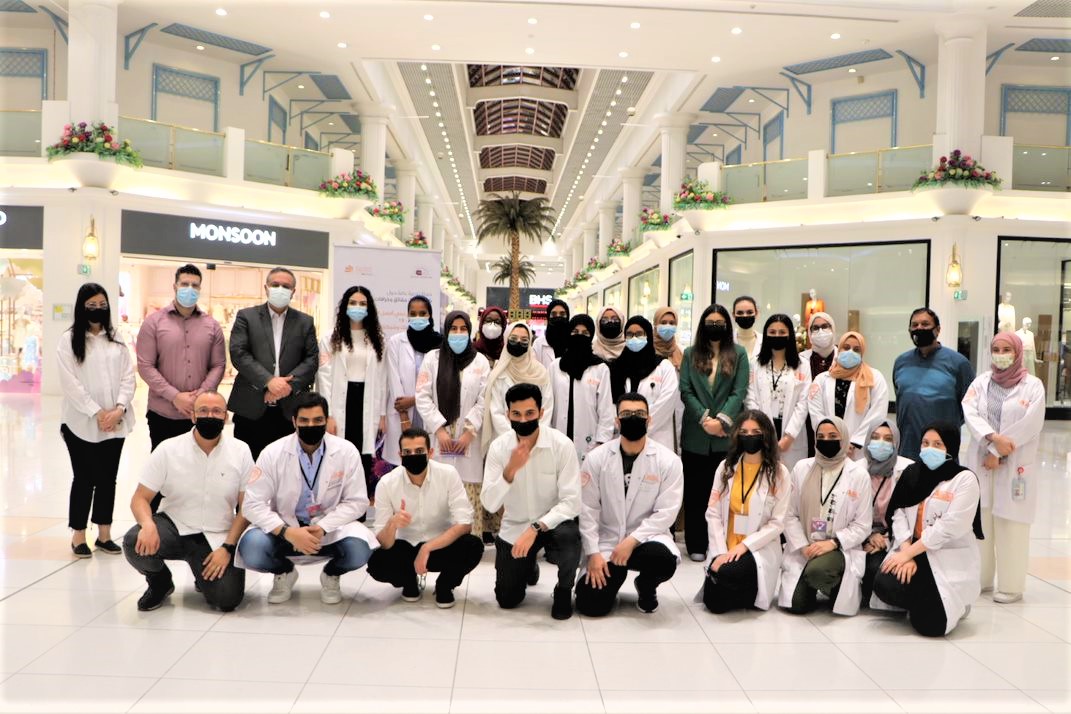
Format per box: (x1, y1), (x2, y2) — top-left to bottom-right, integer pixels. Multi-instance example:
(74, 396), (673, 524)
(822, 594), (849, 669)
(47, 121), (142, 189)
(318, 169), (378, 219)
(639, 207), (676, 231)
(913, 149), (1001, 215)
(672, 177), (732, 232)
(474, 192), (555, 311)
(405, 231), (429, 249)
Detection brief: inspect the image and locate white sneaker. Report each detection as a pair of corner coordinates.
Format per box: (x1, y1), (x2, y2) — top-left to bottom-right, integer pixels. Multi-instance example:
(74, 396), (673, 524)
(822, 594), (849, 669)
(993, 591), (1023, 604)
(689, 553), (705, 562)
(320, 571), (342, 605)
(267, 570), (298, 604)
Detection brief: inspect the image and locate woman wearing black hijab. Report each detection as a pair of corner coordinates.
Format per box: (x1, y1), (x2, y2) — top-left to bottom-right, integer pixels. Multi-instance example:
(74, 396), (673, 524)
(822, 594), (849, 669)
(533, 299), (570, 370)
(871, 422), (983, 636)
(610, 316), (679, 450)
(382, 295), (441, 466)
(549, 315), (615, 464)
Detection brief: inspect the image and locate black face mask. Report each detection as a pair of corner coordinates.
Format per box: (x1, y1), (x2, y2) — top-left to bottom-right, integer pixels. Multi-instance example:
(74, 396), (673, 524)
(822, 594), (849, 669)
(297, 424), (326, 446)
(549, 315), (568, 326)
(702, 323), (728, 342)
(816, 439), (842, 458)
(739, 434), (764, 454)
(511, 418), (539, 437)
(194, 417), (224, 440)
(568, 333), (593, 352)
(599, 320), (622, 339)
(735, 315), (756, 330)
(84, 307), (108, 324)
(506, 341), (529, 358)
(618, 415), (648, 441)
(401, 453), (428, 475)
(911, 328), (937, 347)
(764, 335), (792, 351)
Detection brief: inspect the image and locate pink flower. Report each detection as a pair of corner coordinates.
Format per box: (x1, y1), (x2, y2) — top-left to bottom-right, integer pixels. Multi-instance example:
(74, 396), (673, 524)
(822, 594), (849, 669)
(934, 171), (944, 180)
(110, 141), (119, 150)
(939, 156), (947, 164)
(984, 172), (991, 179)
(332, 182), (339, 189)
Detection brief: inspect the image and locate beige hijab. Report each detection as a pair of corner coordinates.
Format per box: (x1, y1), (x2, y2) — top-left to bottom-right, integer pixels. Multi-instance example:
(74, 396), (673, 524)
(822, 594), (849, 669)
(799, 415), (851, 537)
(653, 306), (684, 370)
(592, 306), (626, 361)
(481, 322), (550, 452)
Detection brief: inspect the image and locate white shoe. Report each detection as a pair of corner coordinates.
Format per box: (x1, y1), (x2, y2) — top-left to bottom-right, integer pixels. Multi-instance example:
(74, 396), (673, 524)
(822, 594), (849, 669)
(267, 570), (298, 604)
(320, 571), (342, 605)
(993, 591), (1023, 604)
(689, 553), (705, 562)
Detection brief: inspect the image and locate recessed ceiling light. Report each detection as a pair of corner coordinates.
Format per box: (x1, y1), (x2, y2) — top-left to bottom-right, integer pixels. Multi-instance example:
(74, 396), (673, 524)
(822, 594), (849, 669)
(618, 51), (629, 58)
(601, 120), (607, 126)
(215, 8), (227, 16)
(748, 98), (755, 103)
(337, 41), (347, 48)
(196, 44), (205, 50)
(594, 137), (599, 142)
(424, 14), (434, 21)
(731, 27), (742, 34)
(438, 122), (444, 128)
(610, 100), (617, 107)
(712, 133), (718, 137)
(432, 101), (439, 108)
(328, 121), (334, 126)
(429, 90), (436, 96)
(630, 21), (641, 29)
(830, 32), (841, 39)
(586, 152), (592, 157)
(431, 44), (441, 51)
(615, 89), (622, 95)
(621, 75), (629, 83)
(420, 64), (427, 71)
(435, 111), (441, 117)
(297, 84), (305, 89)
(1052, 56), (1060, 61)
(710, 56), (721, 63)
(605, 110), (612, 116)
(528, 17), (537, 24)
(525, 47), (535, 55)
(425, 77), (432, 84)
(848, 67), (856, 73)
(626, 106), (635, 112)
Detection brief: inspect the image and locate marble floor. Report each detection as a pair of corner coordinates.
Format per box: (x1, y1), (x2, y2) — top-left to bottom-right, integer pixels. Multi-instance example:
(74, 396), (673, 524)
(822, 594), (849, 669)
(1, 392), (1069, 713)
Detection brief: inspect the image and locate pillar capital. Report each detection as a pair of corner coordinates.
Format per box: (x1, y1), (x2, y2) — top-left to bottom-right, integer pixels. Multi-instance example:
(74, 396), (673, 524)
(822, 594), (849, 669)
(392, 159), (420, 175)
(619, 166), (649, 182)
(655, 112), (696, 132)
(355, 102), (392, 120)
(596, 200), (618, 213)
(935, 15), (986, 41)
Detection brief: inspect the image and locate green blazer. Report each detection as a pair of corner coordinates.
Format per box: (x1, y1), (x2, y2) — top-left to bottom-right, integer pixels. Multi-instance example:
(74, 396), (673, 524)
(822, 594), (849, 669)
(679, 344), (750, 455)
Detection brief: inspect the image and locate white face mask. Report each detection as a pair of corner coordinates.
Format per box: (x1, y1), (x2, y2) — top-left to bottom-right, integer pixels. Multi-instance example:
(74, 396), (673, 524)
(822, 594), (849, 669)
(992, 353), (1015, 370)
(481, 323), (503, 340)
(267, 286), (293, 309)
(810, 328), (834, 350)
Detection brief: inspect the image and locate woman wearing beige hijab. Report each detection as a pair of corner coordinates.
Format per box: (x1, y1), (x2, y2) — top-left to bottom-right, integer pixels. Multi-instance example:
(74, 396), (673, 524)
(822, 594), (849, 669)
(593, 306), (626, 362)
(483, 322), (555, 448)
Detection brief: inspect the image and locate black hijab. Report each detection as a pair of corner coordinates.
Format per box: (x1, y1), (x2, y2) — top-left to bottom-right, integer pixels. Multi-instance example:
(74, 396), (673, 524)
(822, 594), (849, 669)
(885, 421), (984, 539)
(436, 310), (477, 425)
(544, 299), (571, 359)
(406, 295), (441, 354)
(610, 316), (664, 401)
(558, 314), (604, 382)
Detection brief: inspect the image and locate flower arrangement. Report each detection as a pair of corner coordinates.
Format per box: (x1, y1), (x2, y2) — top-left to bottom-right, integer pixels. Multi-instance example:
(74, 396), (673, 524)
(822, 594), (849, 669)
(607, 238), (631, 258)
(441, 265), (453, 279)
(365, 201), (405, 224)
(555, 268), (594, 296)
(46, 121), (143, 168)
(406, 231), (429, 249)
(640, 207), (675, 230)
(586, 256), (609, 272)
(913, 150), (1002, 191)
(673, 177), (731, 210)
(319, 169), (378, 199)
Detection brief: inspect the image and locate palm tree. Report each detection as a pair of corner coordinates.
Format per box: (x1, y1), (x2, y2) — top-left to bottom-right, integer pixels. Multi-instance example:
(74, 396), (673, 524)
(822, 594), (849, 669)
(474, 192), (555, 312)
(490, 255), (536, 288)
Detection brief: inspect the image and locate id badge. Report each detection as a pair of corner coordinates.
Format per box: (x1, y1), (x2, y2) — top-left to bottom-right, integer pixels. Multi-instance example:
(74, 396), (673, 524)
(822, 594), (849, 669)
(306, 502), (324, 519)
(924, 499), (949, 528)
(733, 513), (750, 536)
(1012, 475), (1027, 502)
(810, 518), (829, 541)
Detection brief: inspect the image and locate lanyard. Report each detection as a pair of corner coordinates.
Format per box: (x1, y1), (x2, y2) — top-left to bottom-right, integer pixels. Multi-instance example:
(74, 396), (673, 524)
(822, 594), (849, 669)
(769, 363), (788, 393)
(821, 467), (844, 506)
(738, 464), (759, 507)
(300, 451), (324, 493)
(872, 475), (891, 507)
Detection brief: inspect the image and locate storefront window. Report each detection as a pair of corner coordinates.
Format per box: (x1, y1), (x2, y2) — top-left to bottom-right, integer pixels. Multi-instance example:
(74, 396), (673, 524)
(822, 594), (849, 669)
(669, 251), (695, 349)
(603, 283), (623, 312)
(0, 255), (43, 392)
(586, 293), (599, 317)
(713, 241), (928, 382)
(627, 267), (660, 322)
(997, 237), (1071, 409)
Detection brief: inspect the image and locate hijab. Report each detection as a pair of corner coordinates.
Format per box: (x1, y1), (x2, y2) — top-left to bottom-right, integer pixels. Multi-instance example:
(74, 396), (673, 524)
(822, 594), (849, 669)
(990, 331), (1029, 389)
(610, 316), (664, 401)
(473, 307), (506, 363)
(559, 314), (604, 382)
(865, 421), (901, 529)
(436, 310), (477, 426)
(807, 311), (836, 357)
(799, 416), (850, 535)
(482, 322), (551, 452)
(653, 306), (683, 370)
(543, 299), (571, 359)
(885, 421), (983, 539)
(592, 306), (626, 361)
(827, 331), (875, 415)
(406, 295), (442, 354)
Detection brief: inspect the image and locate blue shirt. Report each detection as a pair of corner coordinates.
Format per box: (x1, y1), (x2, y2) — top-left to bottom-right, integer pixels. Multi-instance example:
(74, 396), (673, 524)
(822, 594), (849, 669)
(893, 344), (975, 460)
(295, 441), (325, 524)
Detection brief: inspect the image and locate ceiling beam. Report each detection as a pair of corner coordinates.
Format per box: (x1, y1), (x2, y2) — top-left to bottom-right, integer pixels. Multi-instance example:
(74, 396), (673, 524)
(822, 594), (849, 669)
(465, 84), (578, 110)
(478, 166), (553, 182)
(472, 134), (563, 152)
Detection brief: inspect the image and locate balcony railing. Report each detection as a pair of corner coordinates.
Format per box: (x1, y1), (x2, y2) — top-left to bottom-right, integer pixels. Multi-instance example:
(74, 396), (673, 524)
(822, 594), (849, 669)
(244, 139), (330, 190)
(1013, 145), (1070, 192)
(119, 116), (225, 176)
(722, 157), (808, 204)
(0, 110), (41, 157)
(826, 145), (932, 197)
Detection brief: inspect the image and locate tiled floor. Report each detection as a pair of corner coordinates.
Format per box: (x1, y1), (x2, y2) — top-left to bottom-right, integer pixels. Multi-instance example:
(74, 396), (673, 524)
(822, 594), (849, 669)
(1, 393), (1069, 713)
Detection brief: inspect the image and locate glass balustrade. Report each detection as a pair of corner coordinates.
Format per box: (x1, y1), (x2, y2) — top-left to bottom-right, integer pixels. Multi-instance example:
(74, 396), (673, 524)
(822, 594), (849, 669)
(0, 110), (42, 157)
(722, 158), (807, 203)
(722, 163), (764, 204)
(245, 140), (330, 189)
(827, 145), (932, 196)
(1013, 145), (1070, 192)
(118, 117), (224, 176)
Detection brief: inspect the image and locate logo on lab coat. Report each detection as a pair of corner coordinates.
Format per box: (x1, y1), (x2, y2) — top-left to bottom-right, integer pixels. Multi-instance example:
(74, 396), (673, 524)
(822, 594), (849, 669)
(247, 466), (263, 484)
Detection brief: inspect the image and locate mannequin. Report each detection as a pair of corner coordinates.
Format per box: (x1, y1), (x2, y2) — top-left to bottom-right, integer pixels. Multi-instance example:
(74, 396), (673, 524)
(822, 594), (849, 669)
(793, 313), (807, 352)
(1016, 317), (1040, 377)
(997, 292), (1016, 334)
(804, 289), (825, 325)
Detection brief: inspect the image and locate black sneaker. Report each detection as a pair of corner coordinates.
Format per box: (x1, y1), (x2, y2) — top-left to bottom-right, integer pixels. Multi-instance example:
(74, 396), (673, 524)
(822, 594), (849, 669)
(527, 560), (540, 586)
(401, 579), (423, 602)
(636, 592), (659, 614)
(435, 587), (456, 609)
(482, 531), (495, 546)
(551, 586), (573, 620)
(94, 539), (122, 555)
(71, 542), (92, 559)
(137, 580), (175, 611)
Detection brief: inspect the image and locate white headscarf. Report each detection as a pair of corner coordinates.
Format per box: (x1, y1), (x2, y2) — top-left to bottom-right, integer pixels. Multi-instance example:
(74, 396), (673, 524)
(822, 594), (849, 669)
(481, 322), (550, 452)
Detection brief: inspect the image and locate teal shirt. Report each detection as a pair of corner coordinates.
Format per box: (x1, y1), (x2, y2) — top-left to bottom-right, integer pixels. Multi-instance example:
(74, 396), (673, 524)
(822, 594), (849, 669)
(893, 344), (975, 460)
(678, 344), (750, 455)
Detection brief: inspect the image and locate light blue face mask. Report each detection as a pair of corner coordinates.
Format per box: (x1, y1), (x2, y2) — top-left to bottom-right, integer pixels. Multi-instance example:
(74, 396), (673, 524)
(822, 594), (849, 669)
(656, 325), (677, 341)
(409, 317), (430, 331)
(867, 440), (895, 462)
(837, 349), (862, 369)
(625, 336), (648, 352)
(346, 305), (368, 323)
(176, 286), (199, 308)
(447, 334), (469, 354)
(919, 446), (950, 471)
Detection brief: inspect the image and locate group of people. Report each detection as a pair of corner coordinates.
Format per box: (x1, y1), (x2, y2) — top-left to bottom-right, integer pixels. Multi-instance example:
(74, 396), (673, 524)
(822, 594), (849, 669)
(56, 264), (1047, 632)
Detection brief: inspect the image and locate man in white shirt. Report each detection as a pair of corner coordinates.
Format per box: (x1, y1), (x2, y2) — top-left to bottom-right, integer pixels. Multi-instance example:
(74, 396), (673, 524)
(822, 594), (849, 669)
(367, 427), (483, 608)
(574, 392), (683, 617)
(482, 383), (582, 620)
(123, 391), (252, 612)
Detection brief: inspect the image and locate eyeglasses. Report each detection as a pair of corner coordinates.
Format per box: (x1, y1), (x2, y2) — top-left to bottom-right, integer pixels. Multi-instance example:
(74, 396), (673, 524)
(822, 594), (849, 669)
(84, 302), (108, 310)
(704, 320), (727, 327)
(619, 410), (649, 419)
(507, 337), (530, 346)
(195, 408), (227, 418)
(624, 331), (646, 339)
(809, 324), (830, 333)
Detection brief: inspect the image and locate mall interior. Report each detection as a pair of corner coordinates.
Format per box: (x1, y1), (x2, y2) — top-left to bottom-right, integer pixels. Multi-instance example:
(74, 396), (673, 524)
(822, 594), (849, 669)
(0, 0), (1069, 712)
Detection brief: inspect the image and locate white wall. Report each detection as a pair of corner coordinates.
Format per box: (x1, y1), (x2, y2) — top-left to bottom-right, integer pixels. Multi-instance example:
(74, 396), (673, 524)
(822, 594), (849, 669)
(0, 26), (68, 108)
(985, 62), (1070, 145)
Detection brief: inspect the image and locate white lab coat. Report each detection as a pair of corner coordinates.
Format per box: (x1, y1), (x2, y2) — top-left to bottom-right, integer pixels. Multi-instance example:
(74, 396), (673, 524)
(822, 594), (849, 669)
(382, 332), (431, 465)
(579, 438), (683, 566)
(622, 360), (680, 452)
(549, 359), (615, 464)
(870, 469), (981, 635)
(961, 373), (1046, 524)
(746, 358), (813, 468)
(779, 457), (872, 616)
(705, 461), (791, 610)
(415, 349), (490, 484)
(236, 433), (377, 568)
(486, 372), (555, 446)
(316, 335), (387, 456)
(808, 369), (890, 459)
(532, 337), (561, 372)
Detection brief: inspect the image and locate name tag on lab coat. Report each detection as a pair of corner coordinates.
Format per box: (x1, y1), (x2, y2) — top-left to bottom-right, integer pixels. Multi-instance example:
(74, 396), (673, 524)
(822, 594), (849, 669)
(810, 518), (829, 540)
(924, 498), (950, 528)
(733, 513), (750, 535)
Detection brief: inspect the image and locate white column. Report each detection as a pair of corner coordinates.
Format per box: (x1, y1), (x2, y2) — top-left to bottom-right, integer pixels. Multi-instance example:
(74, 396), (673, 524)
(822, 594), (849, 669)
(582, 221), (598, 265)
(564, 252), (573, 278)
(573, 241), (584, 275)
(432, 224), (445, 252)
(444, 240), (455, 273)
(807, 149), (827, 200)
(620, 167), (646, 245)
(67, 0), (119, 126)
(417, 196), (435, 241)
(394, 159), (418, 239)
(329, 148), (354, 178)
(223, 127), (246, 180)
(597, 201), (617, 263)
(657, 112), (695, 214)
(357, 103), (390, 197)
(933, 16), (987, 161)
(697, 161), (723, 192)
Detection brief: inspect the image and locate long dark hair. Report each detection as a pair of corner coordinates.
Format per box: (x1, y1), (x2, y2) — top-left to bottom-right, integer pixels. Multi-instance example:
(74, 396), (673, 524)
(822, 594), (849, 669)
(330, 285), (384, 361)
(721, 409), (781, 494)
(69, 282), (117, 364)
(757, 313), (801, 369)
(691, 304), (737, 377)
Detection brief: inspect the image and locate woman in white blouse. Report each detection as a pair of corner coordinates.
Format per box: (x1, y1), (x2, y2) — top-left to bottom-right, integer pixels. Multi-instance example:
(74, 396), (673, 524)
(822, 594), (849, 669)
(57, 283), (136, 558)
(382, 296), (441, 466)
(746, 314), (811, 468)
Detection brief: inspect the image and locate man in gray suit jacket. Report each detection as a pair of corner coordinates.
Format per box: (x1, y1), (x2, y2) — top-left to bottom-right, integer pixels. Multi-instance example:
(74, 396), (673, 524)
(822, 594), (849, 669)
(228, 267), (319, 460)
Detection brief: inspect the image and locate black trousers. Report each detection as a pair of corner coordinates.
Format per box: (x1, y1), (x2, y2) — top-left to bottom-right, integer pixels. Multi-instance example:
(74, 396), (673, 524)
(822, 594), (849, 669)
(233, 407), (294, 461)
(367, 535), (483, 592)
(61, 425), (124, 531)
(703, 549), (759, 614)
(494, 519), (581, 608)
(344, 382), (377, 494)
(122, 514), (245, 612)
(146, 410), (194, 512)
(681, 450), (725, 556)
(574, 541), (678, 617)
(872, 553), (947, 637)
(862, 548), (888, 607)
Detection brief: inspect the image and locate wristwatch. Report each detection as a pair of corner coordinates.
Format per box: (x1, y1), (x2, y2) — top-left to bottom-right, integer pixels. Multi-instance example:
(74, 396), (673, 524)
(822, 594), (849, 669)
(222, 543), (236, 555)
(278, 526), (288, 541)
(832, 536), (842, 551)
(530, 522), (542, 533)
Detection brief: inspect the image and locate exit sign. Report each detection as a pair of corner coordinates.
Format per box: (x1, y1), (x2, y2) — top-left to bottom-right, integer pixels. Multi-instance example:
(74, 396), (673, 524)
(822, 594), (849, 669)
(953, 289), (968, 301)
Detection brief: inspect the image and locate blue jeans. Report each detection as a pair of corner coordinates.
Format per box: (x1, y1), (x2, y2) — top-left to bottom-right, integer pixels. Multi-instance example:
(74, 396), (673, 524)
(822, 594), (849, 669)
(238, 528), (372, 576)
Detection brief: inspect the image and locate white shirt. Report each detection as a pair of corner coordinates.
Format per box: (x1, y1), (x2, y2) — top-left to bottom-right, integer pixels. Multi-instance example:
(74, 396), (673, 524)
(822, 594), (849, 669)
(270, 307), (287, 377)
(140, 431), (254, 549)
(481, 426), (582, 543)
(345, 329), (370, 381)
(57, 330), (136, 442)
(373, 460), (472, 544)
